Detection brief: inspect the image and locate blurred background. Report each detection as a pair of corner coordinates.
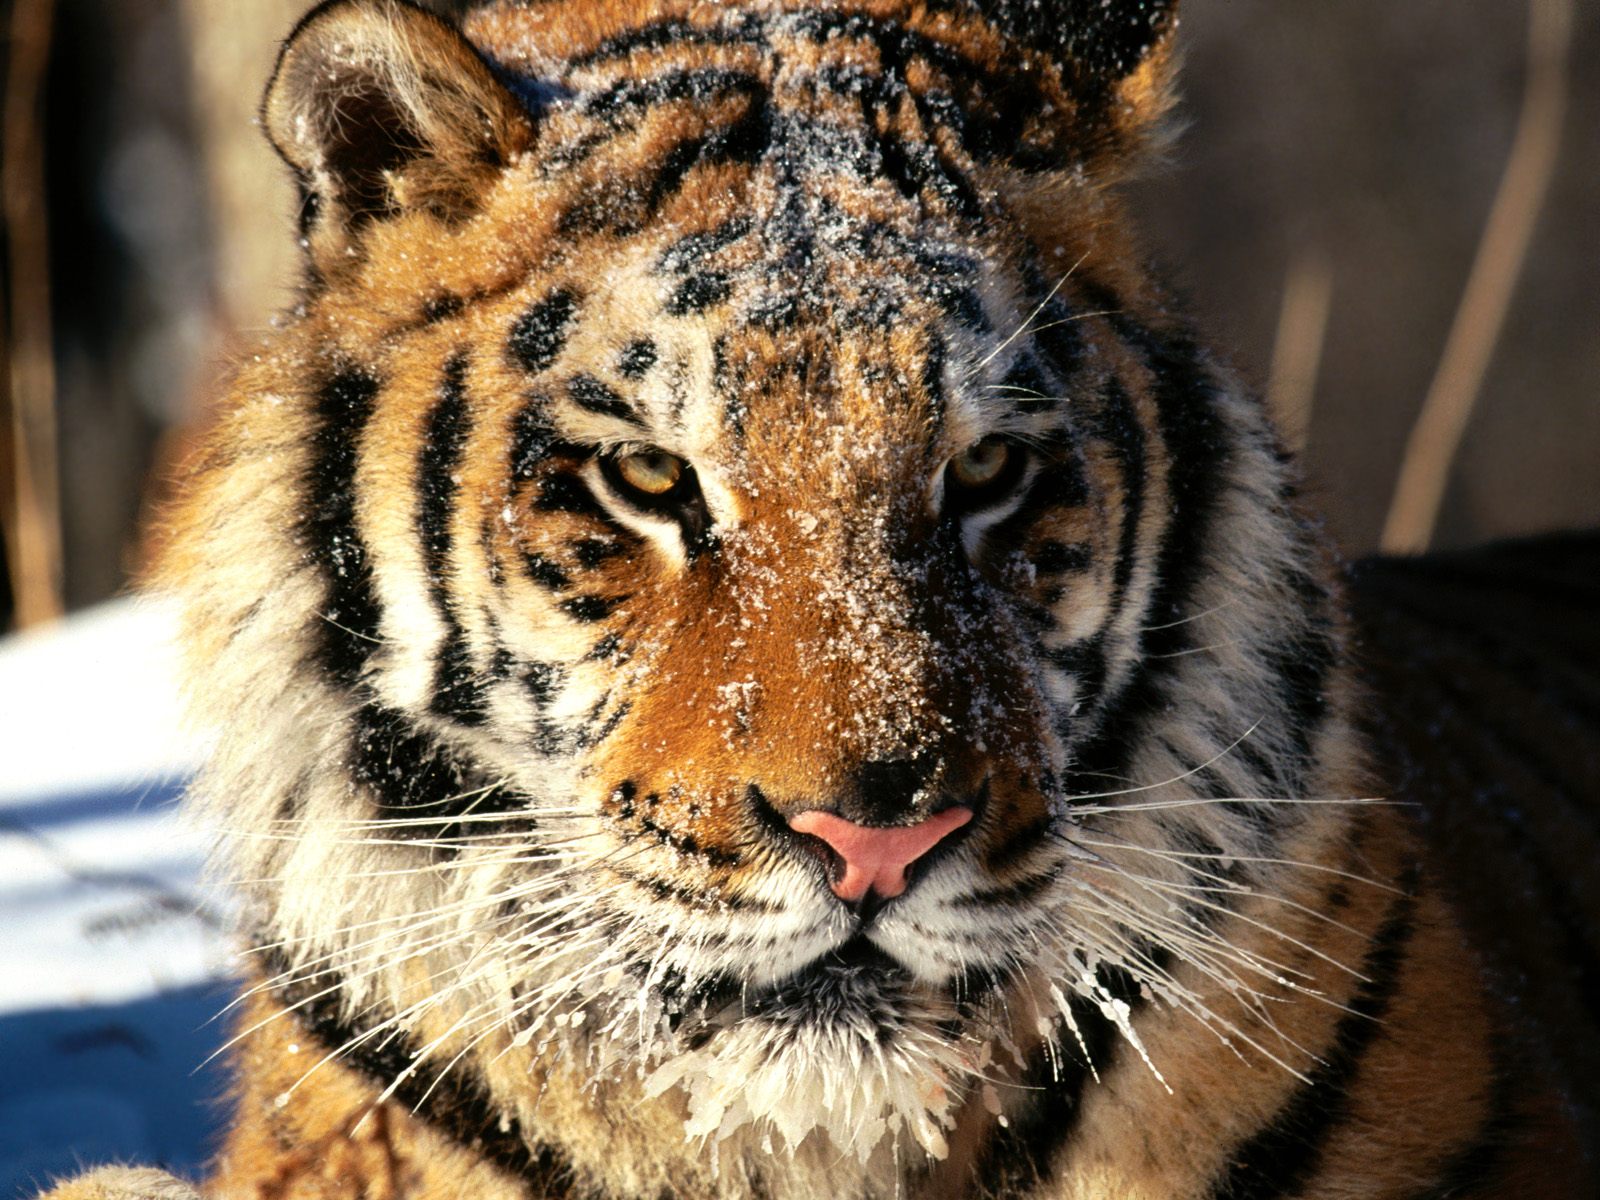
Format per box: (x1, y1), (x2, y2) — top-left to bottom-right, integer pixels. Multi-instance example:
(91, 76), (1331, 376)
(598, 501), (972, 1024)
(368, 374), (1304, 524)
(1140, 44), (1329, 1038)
(2, 0), (1597, 630)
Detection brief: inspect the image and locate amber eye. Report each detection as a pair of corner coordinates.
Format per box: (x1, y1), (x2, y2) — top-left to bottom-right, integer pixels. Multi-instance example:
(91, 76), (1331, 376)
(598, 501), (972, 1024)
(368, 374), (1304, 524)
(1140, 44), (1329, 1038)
(949, 438), (1013, 489)
(612, 449), (685, 498)
(598, 445), (712, 552)
(943, 436), (1028, 517)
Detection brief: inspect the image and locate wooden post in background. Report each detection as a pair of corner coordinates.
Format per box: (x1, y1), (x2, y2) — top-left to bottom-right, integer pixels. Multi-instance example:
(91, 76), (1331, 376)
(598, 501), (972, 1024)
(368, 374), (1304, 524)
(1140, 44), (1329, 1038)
(3, 0), (65, 630)
(1382, 0), (1574, 554)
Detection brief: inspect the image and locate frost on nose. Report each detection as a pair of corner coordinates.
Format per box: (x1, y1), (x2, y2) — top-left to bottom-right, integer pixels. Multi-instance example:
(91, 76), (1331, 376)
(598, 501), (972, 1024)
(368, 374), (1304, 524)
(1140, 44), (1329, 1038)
(788, 807), (973, 901)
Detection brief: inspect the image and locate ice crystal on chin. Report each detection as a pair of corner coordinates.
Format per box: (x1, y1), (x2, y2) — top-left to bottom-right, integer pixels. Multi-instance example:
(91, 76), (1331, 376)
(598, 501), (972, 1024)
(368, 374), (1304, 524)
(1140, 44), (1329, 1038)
(638, 979), (974, 1164)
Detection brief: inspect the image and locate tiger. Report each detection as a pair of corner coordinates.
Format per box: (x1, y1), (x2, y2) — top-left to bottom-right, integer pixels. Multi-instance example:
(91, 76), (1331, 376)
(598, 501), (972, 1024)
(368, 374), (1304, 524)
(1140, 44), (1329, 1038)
(40, 0), (1599, 1197)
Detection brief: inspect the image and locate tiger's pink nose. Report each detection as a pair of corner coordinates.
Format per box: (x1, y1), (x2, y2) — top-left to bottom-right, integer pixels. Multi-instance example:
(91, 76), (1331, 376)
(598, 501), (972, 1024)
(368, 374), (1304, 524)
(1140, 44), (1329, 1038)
(788, 807), (974, 902)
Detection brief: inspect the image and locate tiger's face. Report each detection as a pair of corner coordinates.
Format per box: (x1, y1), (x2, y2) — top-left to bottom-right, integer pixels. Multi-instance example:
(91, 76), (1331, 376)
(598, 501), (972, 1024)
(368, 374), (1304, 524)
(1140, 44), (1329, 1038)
(172, 0), (1343, 1166)
(324, 156), (1131, 1152)
(522, 263), (1086, 1129)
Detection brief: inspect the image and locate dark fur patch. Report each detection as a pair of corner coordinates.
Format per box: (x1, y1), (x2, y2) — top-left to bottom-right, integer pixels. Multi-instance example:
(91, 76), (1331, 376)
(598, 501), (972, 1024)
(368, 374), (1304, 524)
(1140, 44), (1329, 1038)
(617, 338), (659, 378)
(263, 950), (591, 1195)
(303, 364), (382, 688)
(419, 356), (487, 725)
(569, 374), (643, 425)
(509, 289), (578, 375)
(1205, 883), (1419, 1199)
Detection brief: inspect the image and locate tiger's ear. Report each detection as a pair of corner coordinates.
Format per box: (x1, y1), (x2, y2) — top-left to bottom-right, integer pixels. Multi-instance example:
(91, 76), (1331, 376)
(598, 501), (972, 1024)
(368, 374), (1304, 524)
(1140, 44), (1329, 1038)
(264, 0), (534, 267)
(979, 0), (1180, 166)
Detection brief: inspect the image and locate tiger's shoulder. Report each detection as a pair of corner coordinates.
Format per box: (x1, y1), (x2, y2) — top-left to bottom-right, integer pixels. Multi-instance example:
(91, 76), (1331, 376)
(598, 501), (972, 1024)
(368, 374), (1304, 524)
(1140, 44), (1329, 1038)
(1350, 531), (1600, 1152)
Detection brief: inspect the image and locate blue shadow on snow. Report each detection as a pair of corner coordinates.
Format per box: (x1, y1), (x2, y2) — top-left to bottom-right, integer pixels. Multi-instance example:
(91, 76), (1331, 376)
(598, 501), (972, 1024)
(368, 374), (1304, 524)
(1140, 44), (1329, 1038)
(0, 981), (233, 1197)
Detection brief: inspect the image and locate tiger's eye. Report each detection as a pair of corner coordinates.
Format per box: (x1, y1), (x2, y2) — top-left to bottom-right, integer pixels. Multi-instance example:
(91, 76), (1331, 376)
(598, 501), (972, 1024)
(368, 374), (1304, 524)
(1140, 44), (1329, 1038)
(949, 437), (1013, 490)
(614, 450), (684, 496)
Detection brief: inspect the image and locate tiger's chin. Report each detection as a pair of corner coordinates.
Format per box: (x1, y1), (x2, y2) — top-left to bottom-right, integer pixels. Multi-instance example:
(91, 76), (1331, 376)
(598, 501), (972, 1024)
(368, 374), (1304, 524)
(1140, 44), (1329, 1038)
(633, 938), (985, 1163)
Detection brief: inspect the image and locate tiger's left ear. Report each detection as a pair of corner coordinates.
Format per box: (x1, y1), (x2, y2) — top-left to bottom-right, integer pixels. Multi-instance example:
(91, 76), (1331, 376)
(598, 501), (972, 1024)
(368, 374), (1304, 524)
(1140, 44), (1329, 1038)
(264, 0), (535, 270)
(978, 0), (1180, 167)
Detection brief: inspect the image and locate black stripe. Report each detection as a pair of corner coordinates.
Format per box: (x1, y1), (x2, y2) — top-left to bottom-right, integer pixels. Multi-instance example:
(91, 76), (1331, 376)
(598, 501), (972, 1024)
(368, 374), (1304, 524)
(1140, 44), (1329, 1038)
(565, 15), (766, 69)
(347, 703), (527, 836)
(1065, 321), (1228, 781)
(983, 450), (1092, 552)
(928, 278), (991, 333)
(969, 971), (1130, 1191)
(568, 374), (643, 425)
(1027, 376), (1145, 741)
(420, 358), (470, 581)
(646, 84), (771, 210)
(1092, 378), (1148, 652)
(1031, 295), (1087, 382)
(818, 62), (983, 219)
(561, 593), (628, 623)
(260, 948), (595, 1196)
(421, 293), (463, 323)
(1263, 561), (1337, 781)
(1045, 634), (1107, 726)
(786, 9), (1014, 121)
(567, 39), (988, 222)
(1403, 1065), (1517, 1200)
(712, 335), (745, 438)
(1035, 539), (1092, 574)
(508, 289), (577, 375)
(521, 660), (562, 706)
(1207, 882), (1420, 1200)
(617, 339), (658, 379)
(608, 863), (766, 909)
(607, 785), (743, 870)
(561, 7), (1053, 178)
(571, 7), (1004, 120)
(536, 472), (609, 520)
(946, 0), (1173, 103)
(420, 356), (487, 726)
(556, 78), (770, 238)
(797, 9), (1050, 173)
(521, 552), (571, 591)
(580, 67), (763, 123)
(744, 290), (801, 331)
(980, 813), (1054, 872)
(1001, 353), (1055, 412)
(431, 628), (487, 727)
(520, 657), (569, 756)
(510, 399), (559, 481)
(959, 870), (1055, 907)
(665, 272), (732, 315)
(576, 699), (632, 749)
(1026, 456), (1093, 511)
(658, 216), (754, 274)
(572, 537), (625, 567)
(303, 364), (382, 688)
(920, 330), (948, 433)
(587, 633), (623, 660)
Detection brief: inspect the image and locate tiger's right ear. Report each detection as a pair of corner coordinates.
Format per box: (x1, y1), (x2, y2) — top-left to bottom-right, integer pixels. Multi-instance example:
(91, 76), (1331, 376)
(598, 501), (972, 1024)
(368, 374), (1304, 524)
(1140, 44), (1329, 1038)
(264, 0), (534, 269)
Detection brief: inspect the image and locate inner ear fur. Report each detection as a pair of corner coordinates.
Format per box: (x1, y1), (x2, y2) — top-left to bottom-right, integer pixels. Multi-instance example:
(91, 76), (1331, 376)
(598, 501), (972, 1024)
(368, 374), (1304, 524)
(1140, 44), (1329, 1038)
(264, 0), (534, 257)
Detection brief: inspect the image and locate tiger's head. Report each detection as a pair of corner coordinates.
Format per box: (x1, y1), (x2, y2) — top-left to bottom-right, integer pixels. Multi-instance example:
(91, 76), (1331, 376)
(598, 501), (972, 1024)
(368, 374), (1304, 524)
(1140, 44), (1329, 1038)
(163, 0), (1355, 1171)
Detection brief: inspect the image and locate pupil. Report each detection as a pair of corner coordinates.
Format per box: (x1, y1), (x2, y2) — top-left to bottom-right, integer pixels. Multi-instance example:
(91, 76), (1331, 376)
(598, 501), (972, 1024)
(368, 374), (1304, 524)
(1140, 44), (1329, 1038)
(962, 441), (1005, 483)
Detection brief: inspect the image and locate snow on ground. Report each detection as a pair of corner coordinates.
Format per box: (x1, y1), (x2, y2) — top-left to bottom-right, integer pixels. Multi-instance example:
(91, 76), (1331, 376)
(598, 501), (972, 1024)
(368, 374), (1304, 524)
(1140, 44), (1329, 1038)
(0, 600), (232, 1196)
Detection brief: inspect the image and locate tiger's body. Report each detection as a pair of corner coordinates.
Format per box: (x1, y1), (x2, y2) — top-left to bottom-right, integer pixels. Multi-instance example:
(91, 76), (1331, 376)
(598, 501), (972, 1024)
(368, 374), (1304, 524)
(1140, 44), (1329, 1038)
(42, 1), (1597, 1197)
